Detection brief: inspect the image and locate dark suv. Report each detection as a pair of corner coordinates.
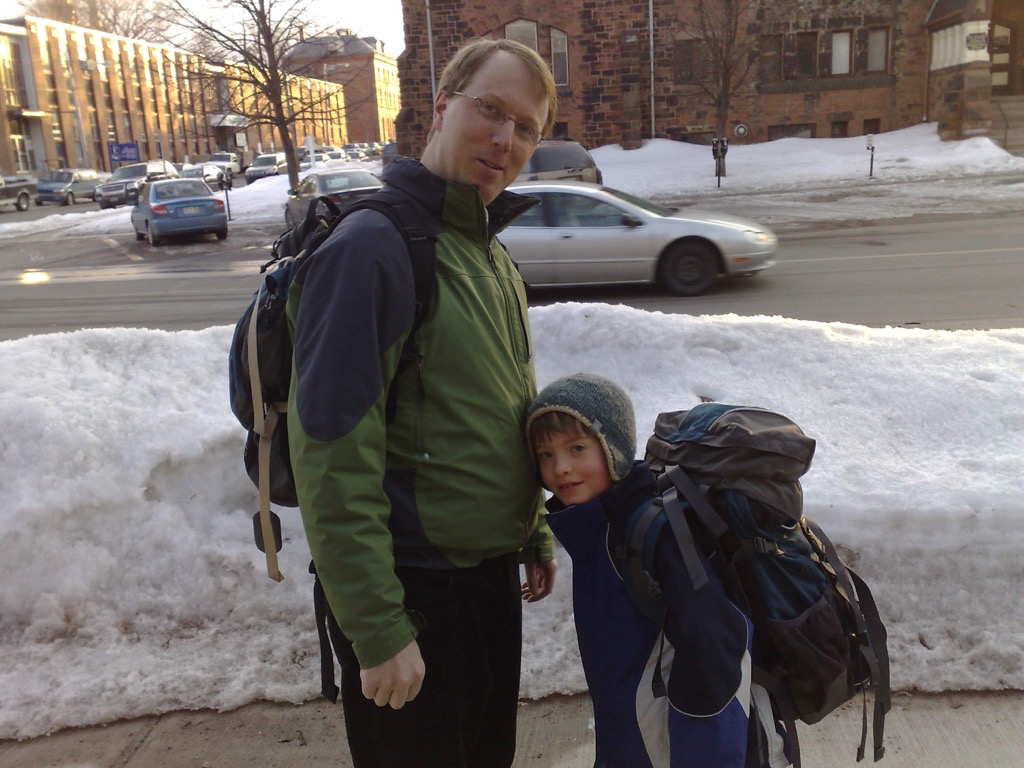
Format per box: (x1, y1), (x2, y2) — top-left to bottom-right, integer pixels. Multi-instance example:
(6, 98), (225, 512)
(95, 160), (178, 209)
(517, 139), (602, 184)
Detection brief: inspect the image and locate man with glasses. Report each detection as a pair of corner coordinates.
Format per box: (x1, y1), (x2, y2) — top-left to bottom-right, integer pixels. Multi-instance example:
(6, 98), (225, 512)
(286, 38), (559, 767)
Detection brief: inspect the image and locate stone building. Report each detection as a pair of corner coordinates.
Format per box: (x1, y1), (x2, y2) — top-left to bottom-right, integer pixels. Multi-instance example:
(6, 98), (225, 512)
(287, 30), (401, 144)
(395, 0), (1023, 156)
(0, 16), (348, 175)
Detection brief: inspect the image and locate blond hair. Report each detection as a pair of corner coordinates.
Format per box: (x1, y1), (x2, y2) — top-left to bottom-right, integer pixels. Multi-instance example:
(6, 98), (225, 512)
(437, 38), (558, 135)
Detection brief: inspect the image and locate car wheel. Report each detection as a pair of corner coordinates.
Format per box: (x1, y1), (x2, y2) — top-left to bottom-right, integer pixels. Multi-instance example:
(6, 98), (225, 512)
(147, 224), (161, 247)
(16, 192), (29, 211)
(284, 206), (296, 229)
(216, 228), (228, 240)
(658, 241), (720, 297)
(134, 223), (145, 241)
(65, 192), (75, 206)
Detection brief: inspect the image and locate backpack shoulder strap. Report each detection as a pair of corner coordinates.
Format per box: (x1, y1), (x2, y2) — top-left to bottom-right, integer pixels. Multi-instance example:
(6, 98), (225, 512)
(331, 188), (439, 421)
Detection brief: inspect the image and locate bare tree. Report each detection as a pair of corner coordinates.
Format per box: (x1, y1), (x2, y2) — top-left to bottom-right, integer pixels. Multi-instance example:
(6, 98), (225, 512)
(679, 0), (759, 174)
(166, 0), (340, 187)
(23, 0), (171, 41)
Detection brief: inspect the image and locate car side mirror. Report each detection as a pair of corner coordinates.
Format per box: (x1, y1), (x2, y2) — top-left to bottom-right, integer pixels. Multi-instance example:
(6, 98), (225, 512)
(622, 214), (643, 227)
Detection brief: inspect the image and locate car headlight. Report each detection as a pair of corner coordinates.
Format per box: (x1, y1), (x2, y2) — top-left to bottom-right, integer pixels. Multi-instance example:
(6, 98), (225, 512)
(743, 229), (777, 246)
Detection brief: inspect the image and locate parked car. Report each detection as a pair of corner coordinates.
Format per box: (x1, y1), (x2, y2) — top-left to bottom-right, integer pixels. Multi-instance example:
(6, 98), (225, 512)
(130, 178), (228, 246)
(298, 152), (331, 170)
(284, 169), (383, 228)
(503, 181), (777, 297)
(95, 160), (178, 209)
(244, 152), (287, 183)
(181, 163), (224, 185)
(34, 168), (101, 206)
(208, 151), (242, 175)
(516, 139), (603, 184)
(0, 175), (36, 212)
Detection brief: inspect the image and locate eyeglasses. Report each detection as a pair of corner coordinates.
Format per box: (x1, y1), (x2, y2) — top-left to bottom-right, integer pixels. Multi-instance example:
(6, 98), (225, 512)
(451, 91), (543, 146)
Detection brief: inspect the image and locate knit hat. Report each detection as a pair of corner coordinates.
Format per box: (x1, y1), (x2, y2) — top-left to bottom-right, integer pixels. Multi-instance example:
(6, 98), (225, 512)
(526, 373), (636, 481)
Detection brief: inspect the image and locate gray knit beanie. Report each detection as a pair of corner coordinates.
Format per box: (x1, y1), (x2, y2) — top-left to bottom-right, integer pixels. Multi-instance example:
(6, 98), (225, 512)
(526, 373), (637, 481)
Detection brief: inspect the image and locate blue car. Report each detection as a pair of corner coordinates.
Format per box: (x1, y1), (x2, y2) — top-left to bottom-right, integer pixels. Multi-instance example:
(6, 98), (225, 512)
(130, 179), (228, 247)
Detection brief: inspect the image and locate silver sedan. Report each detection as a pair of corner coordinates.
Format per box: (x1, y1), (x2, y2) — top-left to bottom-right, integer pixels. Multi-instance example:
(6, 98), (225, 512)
(504, 181), (777, 296)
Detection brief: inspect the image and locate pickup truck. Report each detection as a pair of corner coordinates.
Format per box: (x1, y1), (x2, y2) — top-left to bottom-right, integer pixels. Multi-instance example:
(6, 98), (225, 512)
(0, 176), (37, 212)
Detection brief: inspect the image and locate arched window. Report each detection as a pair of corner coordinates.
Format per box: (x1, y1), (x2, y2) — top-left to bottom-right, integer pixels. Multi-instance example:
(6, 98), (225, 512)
(505, 19), (538, 51)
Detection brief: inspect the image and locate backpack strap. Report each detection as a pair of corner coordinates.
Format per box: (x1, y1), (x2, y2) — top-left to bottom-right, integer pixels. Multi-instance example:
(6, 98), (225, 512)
(805, 518), (891, 763)
(248, 303), (284, 582)
(335, 190), (437, 422)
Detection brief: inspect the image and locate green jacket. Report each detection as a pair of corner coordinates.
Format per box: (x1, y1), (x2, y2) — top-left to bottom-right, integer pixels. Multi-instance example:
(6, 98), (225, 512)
(287, 158), (550, 668)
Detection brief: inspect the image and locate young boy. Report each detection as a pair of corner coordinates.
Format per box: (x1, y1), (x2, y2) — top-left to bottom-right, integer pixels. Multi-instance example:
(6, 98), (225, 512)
(527, 373), (777, 768)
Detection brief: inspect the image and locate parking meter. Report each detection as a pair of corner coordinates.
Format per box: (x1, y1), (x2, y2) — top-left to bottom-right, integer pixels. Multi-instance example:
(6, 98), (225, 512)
(712, 138), (727, 187)
(217, 169), (234, 220)
(866, 134), (875, 178)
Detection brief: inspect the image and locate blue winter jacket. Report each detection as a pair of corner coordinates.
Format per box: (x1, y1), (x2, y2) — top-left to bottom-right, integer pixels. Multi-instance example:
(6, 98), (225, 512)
(546, 463), (754, 768)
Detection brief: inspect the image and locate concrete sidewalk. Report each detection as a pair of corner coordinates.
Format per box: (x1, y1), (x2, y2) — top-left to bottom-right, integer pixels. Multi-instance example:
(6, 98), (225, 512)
(2, 690), (1022, 767)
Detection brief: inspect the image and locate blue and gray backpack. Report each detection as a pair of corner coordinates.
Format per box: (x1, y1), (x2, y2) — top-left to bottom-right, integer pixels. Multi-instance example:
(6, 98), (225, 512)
(626, 402), (890, 767)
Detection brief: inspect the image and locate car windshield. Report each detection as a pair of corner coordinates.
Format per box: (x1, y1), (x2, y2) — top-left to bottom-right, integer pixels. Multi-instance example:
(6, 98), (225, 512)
(181, 168), (204, 177)
(530, 144), (593, 172)
(210, 153), (233, 162)
(252, 155), (277, 166)
(321, 171), (380, 191)
(43, 171), (74, 182)
(110, 164), (147, 180)
(153, 180), (213, 199)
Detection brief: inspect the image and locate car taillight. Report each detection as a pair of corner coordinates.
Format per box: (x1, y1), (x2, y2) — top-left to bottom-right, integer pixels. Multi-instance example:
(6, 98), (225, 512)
(213, 199), (225, 210)
(151, 204), (169, 215)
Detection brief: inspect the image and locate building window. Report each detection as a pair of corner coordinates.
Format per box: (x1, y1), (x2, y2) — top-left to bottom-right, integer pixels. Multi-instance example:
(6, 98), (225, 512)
(551, 28), (568, 86)
(674, 38), (709, 83)
(793, 32), (817, 79)
(866, 28), (889, 73)
(831, 31), (851, 75)
(831, 120), (849, 138)
(768, 123), (816, 140)
(863, 118), (881, 135)
(760, 35), (783, 82)
(505, 20), (538, 52)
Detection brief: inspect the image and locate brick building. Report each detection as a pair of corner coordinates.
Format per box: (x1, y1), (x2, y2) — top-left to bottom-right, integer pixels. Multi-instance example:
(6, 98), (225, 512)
(0, 16), (349, 175)
(395, 0), (1024, 156)
(287, 30), (401, 144)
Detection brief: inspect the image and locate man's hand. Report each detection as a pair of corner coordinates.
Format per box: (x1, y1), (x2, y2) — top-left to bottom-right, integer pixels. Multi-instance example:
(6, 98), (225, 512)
(521, 559), (558, 602)
(360, 639), (425, 709)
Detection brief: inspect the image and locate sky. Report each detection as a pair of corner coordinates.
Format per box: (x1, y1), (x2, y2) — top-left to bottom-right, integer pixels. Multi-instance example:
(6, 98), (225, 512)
(1, 124), (1023, 741)
(0, 0), (407, 55)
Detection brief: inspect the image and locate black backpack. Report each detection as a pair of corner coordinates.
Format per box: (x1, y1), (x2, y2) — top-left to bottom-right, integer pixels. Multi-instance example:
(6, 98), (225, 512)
(228, 188), (437, 581)
(627, 402), (890, 767)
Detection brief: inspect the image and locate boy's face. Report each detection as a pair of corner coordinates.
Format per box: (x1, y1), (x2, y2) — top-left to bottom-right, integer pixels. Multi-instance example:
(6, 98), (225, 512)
(535, 426), (614, 506)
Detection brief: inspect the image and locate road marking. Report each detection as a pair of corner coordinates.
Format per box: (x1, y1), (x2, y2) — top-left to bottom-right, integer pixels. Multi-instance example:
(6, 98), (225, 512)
(103, 237), (143, 261)
(783, 245), (1023, 264)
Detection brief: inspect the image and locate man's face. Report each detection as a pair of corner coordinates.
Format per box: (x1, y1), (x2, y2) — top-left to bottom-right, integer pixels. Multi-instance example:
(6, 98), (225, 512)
(422, 51), (549, 205)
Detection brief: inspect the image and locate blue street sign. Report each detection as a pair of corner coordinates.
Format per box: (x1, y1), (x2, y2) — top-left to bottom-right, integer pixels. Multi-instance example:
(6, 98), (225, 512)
(108, 142), (140, 163)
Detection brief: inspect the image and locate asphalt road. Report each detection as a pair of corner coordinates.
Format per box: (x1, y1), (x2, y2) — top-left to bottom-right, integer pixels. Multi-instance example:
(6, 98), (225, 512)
(0, 194), (1022, 341)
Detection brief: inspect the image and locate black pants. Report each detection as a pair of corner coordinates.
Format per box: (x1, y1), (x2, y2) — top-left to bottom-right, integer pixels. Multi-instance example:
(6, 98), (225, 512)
(336, 554), (523, 768)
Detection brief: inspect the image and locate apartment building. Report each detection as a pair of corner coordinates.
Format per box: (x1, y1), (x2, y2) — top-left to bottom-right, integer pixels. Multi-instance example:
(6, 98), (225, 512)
(286, 30), (401, 144)
(395, 0), (1023, 155)
(0, 16), (349, 175)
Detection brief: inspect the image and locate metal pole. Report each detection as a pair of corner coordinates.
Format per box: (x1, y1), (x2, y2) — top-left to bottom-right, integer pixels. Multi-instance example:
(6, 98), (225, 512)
(649, 0), (655, 139)
(426, 0), (437, 104)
